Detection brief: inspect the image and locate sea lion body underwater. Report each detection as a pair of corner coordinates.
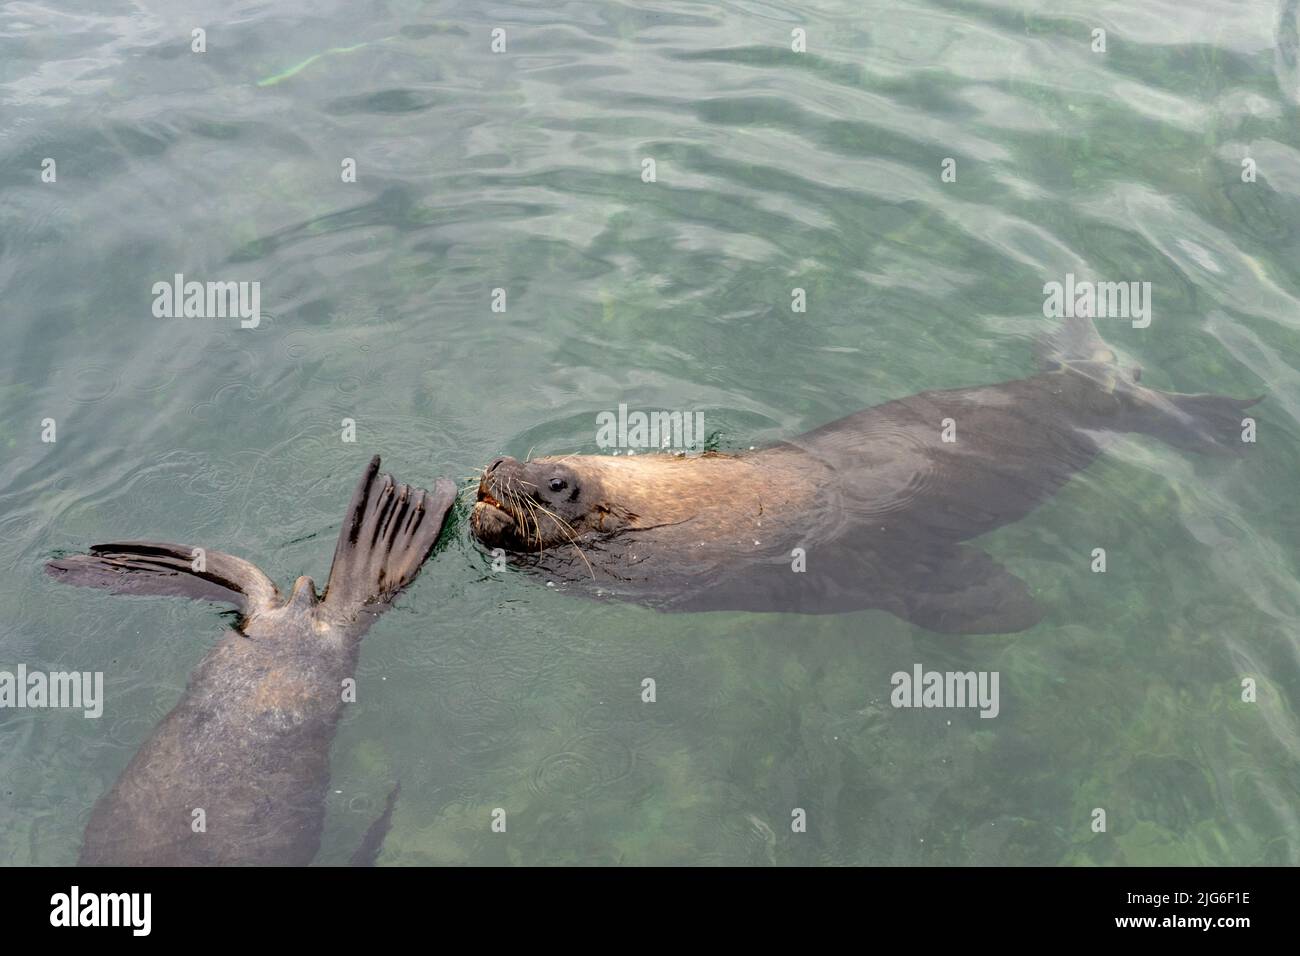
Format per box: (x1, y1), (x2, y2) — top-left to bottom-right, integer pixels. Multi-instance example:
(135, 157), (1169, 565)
(46, 457), (455, 865)
(472, 315), (1259, 633)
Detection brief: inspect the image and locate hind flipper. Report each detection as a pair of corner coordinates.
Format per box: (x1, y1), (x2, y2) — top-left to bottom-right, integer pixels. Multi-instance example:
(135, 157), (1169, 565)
(1034, 313), (1113, 369)
(322, 456), (456, 617)
(1127, 389), (1262, 456)
(887, 546), (1044, 635)
(45, 542), (279, 615)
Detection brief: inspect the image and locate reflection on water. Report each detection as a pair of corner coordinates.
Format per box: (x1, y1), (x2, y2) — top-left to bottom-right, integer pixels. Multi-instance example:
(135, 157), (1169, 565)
(1, 0), (1298, 864)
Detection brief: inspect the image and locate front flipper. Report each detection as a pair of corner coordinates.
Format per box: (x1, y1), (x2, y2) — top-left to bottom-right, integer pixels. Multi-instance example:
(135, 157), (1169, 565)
(886, 545), (1043, 635)
(45, 541), (279, 616)
(653, 541), (1041, 633)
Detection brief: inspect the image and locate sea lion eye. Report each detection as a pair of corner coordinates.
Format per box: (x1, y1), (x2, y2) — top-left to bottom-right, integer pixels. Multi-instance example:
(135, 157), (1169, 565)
(549, 478), (567, 493)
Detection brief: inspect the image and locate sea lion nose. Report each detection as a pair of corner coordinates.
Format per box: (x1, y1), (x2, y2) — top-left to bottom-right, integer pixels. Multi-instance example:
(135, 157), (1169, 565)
(486, 456), (514, 476)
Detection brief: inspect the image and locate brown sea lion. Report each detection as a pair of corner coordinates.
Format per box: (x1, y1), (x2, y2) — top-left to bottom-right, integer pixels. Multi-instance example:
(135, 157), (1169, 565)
(45, 457), (455, 865)
(471, 316), (1259, 633)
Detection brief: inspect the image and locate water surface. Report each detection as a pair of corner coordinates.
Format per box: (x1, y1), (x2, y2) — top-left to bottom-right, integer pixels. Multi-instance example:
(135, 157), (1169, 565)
(2, 0), (1299, 864)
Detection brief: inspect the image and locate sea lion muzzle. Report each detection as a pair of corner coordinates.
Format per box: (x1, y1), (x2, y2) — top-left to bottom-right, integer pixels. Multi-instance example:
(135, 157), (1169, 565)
(470, 457), (528, 548)
(471, 456), (600, 553)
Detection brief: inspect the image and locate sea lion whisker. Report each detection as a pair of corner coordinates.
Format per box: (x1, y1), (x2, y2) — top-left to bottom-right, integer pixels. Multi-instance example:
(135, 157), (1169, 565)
(528, 505), (550, 553)
(517, 494), (548, 543)
(521, 496), (594, 578)
(500, 486), (525, 534)
(526, 497), (588, 548)
(511, 488), (542, 547)
(522, 498), (543, 548)
(526, 496), (581, 537)
(521, 498), (543, 549)
(531, 502), (590, 561)
(540, 519), (594, 578)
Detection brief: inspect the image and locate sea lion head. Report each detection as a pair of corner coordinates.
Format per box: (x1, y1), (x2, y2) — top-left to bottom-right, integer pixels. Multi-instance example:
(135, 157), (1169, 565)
(471, 455), (631, 552)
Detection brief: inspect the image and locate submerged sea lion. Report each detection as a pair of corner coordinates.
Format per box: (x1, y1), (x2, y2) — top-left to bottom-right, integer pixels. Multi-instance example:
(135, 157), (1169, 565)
(471, 316), (1259, 633)
(46, 457), (455, 865)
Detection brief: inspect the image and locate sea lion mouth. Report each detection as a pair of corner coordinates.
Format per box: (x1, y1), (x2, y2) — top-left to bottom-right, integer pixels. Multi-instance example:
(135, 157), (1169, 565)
(471, 478), (521, 546)
(472, 495), (515, 525)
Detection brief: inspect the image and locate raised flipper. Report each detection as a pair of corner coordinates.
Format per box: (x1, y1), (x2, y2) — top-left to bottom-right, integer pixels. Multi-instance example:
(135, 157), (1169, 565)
(886, 545), (1043, 635)
(45, 456), (457, 626)
(1035, 312), (1115, 369)
(45, 541), (280, 616)
(322, 456), (457, 617)
(1035, 312), (1262, 455)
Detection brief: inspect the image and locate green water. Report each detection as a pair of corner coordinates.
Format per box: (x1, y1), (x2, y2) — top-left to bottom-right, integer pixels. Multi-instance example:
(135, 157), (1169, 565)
(2, 0), (1298, 865)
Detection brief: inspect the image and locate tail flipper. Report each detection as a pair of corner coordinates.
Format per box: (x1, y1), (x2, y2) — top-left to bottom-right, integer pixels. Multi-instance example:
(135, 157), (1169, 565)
(1036, 312), (1261, 456)
(1127, 390), (1263, 456)
(322, 456), (456, 616)
(348, 782), (400, 867)
(45, 542), (280, 616)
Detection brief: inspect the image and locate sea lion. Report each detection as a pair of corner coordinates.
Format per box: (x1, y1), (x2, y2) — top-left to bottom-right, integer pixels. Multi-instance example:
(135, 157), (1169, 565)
(471, 315), (1259, 633)
(46, 456), (455, 865)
